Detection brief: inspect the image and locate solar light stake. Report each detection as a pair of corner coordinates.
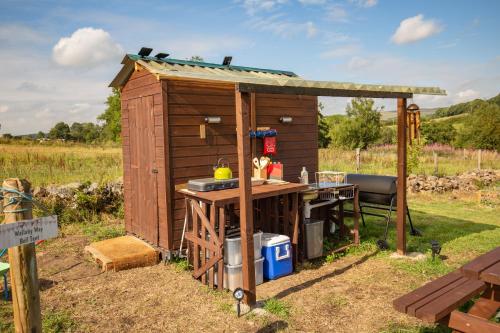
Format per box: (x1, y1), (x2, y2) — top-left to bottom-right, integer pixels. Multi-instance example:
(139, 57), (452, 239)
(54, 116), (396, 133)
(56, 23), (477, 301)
(233, 288), (244, 317)
(430, 240), (441, 260)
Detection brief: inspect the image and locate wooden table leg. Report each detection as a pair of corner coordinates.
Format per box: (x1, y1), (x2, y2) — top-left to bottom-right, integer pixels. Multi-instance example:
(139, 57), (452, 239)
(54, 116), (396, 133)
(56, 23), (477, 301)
(283, 195), (289, 236)
(201, 203), (207, 285)
(192, 199), (200, 278)
(209, 204), (217, 289)
(218, 207), (226, 291)
(291, 193), (299, 268)
(353, 186), (360, 245)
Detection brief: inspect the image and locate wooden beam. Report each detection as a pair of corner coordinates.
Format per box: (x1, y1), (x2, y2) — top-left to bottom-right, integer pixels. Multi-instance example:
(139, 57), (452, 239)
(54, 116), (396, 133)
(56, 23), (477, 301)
(250, 92), (257, 158)
(236, 83), (413, 99)
(396, 98), (407, 255)
(235, 90), (256, 305)
(448, 310), (500, 333)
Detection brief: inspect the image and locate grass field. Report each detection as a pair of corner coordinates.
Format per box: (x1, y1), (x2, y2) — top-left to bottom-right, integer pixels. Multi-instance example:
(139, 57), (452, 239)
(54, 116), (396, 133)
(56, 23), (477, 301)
(0, 143), (122, 186)
(0, 143), (497, 187)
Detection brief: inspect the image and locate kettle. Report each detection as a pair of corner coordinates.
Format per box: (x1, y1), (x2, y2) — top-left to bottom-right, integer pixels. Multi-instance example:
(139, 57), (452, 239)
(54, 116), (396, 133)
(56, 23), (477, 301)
(213, 158), (232, 180)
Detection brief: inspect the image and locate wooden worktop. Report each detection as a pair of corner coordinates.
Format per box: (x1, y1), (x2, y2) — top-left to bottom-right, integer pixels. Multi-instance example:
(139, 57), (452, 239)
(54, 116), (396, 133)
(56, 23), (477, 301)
(177, 182), (309, 206)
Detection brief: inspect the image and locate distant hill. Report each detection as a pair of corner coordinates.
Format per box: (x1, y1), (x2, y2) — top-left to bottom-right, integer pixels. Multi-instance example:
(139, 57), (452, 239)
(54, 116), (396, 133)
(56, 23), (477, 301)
(380, 108), (439, 121)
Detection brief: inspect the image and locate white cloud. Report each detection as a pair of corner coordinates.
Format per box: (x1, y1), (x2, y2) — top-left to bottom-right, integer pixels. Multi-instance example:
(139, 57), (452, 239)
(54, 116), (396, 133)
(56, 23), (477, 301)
(320, 44), (360, 58)
(351, 0), (377, 7)
(391, 14), (442, 44)
(34, 108), (54, 119)
(247, 14), (318, 38)
(0, 105), (9, 113)
(347, 56), (371, 70)
(326, 5), (348, 23)
(241, 0), (288, 15)
(298, 0), (326, 5)
(52, 27), (123, 67)
(68, 103), (92, 114)
(456, 89), (479, 101)
(0, 24), (47, 44)
(306, 22), (317, 38)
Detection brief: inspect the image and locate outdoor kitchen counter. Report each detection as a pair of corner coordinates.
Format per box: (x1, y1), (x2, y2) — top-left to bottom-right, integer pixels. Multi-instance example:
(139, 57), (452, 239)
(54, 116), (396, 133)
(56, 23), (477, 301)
(177, 182), (309, 289)
(177, 182), (309, 206)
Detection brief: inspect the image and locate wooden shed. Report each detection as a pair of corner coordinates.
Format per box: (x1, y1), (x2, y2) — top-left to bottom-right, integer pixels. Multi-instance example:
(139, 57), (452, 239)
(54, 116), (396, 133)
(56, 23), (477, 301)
(110, 54), (319, 254)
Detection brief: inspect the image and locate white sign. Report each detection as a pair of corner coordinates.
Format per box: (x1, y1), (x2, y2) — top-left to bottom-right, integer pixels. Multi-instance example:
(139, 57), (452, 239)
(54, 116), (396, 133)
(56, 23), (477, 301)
(0, 216), (58, 249)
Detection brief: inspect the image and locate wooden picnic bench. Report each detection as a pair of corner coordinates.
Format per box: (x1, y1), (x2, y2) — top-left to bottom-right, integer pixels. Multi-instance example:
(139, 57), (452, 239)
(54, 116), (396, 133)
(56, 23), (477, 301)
(394, 246), (500, 332)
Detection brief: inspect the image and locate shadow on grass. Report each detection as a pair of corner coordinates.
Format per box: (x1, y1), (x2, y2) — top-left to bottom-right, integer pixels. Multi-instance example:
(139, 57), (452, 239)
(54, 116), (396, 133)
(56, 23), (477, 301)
(273, 250), (379, 300)
(255, 320), (288, 333)
(351, 207), (498, 254)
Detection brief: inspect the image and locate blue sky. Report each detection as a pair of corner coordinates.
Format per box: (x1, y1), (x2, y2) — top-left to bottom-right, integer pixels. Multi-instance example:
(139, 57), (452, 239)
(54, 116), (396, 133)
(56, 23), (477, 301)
(1, 0), (499, 134)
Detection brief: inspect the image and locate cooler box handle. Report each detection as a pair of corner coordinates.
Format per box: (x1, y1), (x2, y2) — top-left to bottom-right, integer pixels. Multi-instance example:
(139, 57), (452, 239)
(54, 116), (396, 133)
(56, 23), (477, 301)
(275, 244), (290, 261)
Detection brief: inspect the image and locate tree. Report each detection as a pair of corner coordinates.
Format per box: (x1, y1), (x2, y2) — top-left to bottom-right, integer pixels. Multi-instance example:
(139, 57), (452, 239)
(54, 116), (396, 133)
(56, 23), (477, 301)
(455, 104), (500, 150)
(36, 131), (46, 139)
(189, 55), (204, 62)
(421, 121), (457, 145)
(98, 88), (121, 142)
(48, 122), (71, 140)
(317, 102), (331, 148)
(70, 122), (102, 143)
(330, 98), (382, 149)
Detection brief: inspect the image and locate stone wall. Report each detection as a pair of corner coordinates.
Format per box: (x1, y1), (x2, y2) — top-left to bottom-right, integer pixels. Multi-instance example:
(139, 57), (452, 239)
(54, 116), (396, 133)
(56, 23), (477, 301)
(407, 170), (498, 193)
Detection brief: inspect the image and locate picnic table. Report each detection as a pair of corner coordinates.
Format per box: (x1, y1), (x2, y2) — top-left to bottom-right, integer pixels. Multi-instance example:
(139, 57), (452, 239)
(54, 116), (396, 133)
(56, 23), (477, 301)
(394, 246), (500, 332)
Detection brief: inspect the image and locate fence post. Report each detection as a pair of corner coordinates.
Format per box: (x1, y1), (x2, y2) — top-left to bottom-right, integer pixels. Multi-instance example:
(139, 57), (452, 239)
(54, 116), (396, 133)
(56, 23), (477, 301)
(355, 148), (360, 173)
(433, 151), (438, 176)
(2, 178), (42, 333)
(477, 149), (482, 170)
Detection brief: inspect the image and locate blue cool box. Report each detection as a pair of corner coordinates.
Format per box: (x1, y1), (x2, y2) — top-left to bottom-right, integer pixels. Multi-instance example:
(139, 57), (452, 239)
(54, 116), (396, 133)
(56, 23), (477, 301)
(261, 233), (293, 280)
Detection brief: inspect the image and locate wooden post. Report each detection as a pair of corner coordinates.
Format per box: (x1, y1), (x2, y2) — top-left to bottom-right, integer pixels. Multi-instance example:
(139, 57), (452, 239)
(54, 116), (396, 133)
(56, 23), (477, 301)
(355, 148), (361, 173)
(250, 92), (257, 158)
(477, 149), (482, 170)
(433, 151), (438, 176)
(2, 179), (42, 333)
(396, 98), (407, 255)
(235, 89), (256, 305)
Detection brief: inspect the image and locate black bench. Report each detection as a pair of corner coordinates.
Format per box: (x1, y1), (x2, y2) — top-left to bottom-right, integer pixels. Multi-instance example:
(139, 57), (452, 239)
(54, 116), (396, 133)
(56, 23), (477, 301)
(345, 173), (421, 249)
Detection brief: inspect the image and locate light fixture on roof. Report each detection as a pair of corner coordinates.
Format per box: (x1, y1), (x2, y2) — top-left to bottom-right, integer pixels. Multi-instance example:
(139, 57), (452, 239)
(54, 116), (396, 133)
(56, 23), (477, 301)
(155, 52), (169, 59)
(138, 47), (153, 58)
(222, 56), (232, 66)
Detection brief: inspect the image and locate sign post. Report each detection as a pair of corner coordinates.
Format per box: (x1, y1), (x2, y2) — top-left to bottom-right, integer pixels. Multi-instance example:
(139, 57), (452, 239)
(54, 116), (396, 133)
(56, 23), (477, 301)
(1, 178), (57, 333)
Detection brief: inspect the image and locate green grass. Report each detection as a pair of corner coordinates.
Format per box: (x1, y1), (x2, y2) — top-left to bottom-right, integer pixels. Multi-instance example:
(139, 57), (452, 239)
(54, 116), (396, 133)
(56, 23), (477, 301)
(42, 310), (77, 333)
(0, 143), (122, 186)
(263, 298), (291, 319)
(319, 146), (499, 176)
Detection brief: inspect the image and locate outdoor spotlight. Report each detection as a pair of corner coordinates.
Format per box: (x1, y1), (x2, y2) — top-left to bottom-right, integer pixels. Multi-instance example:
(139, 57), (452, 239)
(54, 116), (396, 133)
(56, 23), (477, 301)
(280, 116), (293, 124)
(204, 116), (222, 124)
(407, 103), (420, 112)
(155, 52), (169, 59)
(430, 240), (441, 260)
(138, 47), (153, 58)
(233, 287), (245, 317)
(222, 56), (232, 66)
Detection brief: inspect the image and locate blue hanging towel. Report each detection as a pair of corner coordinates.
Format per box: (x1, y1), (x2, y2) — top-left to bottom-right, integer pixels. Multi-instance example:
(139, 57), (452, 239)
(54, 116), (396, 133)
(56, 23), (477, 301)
(249, 129), (278, 138)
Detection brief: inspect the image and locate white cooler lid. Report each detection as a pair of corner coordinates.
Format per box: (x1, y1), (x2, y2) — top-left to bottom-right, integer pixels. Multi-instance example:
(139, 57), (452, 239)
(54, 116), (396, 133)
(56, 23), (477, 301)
(261, 233), (290, 247)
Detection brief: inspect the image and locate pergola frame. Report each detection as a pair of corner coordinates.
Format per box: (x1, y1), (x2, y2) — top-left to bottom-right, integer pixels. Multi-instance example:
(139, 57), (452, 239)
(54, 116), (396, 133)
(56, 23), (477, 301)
(234, 83), (409, 305)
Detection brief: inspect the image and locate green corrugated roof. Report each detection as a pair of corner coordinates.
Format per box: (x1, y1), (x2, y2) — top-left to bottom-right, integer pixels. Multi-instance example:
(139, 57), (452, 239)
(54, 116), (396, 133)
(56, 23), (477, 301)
(126, 54), (298, 77)
(109, 53), (446, 97)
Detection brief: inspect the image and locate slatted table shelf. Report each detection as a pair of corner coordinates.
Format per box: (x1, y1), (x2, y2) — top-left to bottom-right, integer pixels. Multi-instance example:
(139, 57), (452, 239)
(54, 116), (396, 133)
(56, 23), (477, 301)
(177, 183), (308, 289)
(393, 246), (500, 333)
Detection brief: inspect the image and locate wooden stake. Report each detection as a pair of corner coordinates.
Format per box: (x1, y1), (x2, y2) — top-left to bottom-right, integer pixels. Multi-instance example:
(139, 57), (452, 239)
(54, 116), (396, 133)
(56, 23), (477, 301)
(355, 148), (361, 173)
(477, 149), (482, 170)
(396, 98), (407, 255)
(2, 178), (42, 333)
(235, 89), (256, 305)
(433, 151), (438, 176)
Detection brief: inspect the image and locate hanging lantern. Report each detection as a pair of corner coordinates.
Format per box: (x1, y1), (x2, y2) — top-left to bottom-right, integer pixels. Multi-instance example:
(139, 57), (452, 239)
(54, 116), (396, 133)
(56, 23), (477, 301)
(407, 103), (421, 144)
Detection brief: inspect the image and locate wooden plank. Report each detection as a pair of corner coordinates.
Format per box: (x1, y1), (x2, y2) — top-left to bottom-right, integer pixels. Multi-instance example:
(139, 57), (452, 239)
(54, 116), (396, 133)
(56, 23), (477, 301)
(192, 199), (200, 276)
(218, 207), (226, 291)
(467, 297), (500, 319)
(480, 261), (500, 285)
(407, 277), (470, 316)
(291, 192), (299, 268)
(209, 204), (216, 289)
(393, 271), (463, 313)
(169, 94), (235, 106)
(237, 83), (413, 99)
(448, 310), (500, 333)
(235, 90), (256, 305)
(201, 202), (207, 285)
(396, 97), (407, 255)
(415, 279), (486, 322)
(462, 247), (500, 280)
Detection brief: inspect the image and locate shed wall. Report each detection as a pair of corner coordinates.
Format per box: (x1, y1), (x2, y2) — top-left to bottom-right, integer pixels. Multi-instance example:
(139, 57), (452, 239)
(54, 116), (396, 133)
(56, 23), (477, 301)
(167, 79), (318, 249)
